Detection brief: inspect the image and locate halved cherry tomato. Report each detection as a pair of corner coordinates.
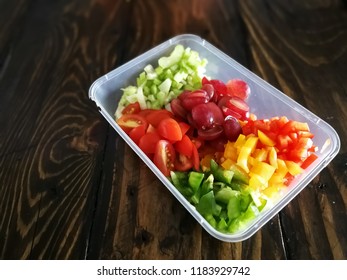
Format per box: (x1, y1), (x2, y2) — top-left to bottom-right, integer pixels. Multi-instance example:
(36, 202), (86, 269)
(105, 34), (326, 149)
(191, 138), (204, 149)
(145, 110), (173, 127)
(129, 124), (146, 145)
(157, 118), (182, 142)
(174, 153), (193, 172)
(178, 122), (191, 135)
(121, 102), (141, 115)
(138, 131), (161, 155)
(191, 143), (200, 171)
(153, 140), (176, 177)
(138, 109), (157, 118)
(146, 124), (156, 133)
(174, 135), (194, 157)
(117, 114), (148, 134)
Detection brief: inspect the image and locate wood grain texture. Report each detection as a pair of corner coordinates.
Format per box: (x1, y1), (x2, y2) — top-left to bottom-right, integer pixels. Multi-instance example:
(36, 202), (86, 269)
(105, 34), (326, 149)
(0, 0), (346, 260)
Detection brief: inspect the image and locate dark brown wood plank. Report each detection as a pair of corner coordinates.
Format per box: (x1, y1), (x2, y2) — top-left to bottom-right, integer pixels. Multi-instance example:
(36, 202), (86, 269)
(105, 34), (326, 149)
(0, 0), (129, 259)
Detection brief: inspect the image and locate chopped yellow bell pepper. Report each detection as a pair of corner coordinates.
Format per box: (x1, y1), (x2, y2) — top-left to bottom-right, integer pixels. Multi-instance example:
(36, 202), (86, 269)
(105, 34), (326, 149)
(285, 160), (304, 176)
(234, 134), (246, 149)
(244, 136), (258, 151)
(268, 147), (278, 168)
(250, 161), (276, 181)
(223, 141), (238, 161)
(254, 148), (268, 162)
(276, 159), (288, 177)
(237, 146), (252, 173)
(258, 130), (276, 147)
(249, 173), (268, 190)
(221, 158), (235, 170)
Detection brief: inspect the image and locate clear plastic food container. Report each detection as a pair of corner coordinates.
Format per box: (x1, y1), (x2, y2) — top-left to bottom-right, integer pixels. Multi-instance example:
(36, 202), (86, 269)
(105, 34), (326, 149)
(89, 34), (340, 242)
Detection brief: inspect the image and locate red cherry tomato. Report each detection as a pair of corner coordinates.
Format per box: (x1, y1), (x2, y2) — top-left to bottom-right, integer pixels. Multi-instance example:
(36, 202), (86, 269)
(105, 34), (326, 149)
(138, 131), (161, 155)
(145, 110), (174, 127)
(191, 144), (200, 171)
(117, 114), (148, 134)
(128, 124), (147, 144)
(154, 140), (176, 177)
(121, 102), (141, 115)
(157, 118), (182, 142)
(174, 154), (193, 171)
(178, 122), (191, 135)
(174, 135), (194, 157)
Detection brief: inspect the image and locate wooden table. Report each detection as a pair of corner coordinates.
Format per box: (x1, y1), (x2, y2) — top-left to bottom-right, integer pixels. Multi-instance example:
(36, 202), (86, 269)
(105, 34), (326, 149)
(0, 0), (346, 260)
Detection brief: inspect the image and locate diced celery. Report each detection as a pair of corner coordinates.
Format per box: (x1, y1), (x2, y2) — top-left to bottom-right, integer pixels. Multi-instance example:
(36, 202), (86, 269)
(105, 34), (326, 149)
(125, 94), (138, 104)
(173, 71), (188, 83)
(136, 87), (147, 109)
(150, 84), (158, 95)
(158, 78), (172, 94)
(155, 66), (163, 75)
(144, 64), (157, 80)
(156, 91), (166, 107)
(136, 72), (147, 86)
(115, 44), (208, 117)
(153, 78), (162, 85)
(143, 85), (150, 96)
(158, 44), (184, 69)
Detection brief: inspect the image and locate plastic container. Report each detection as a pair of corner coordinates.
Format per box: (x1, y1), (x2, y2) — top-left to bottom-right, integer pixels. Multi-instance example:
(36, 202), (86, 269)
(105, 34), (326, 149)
(89, 34), (340, 242)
